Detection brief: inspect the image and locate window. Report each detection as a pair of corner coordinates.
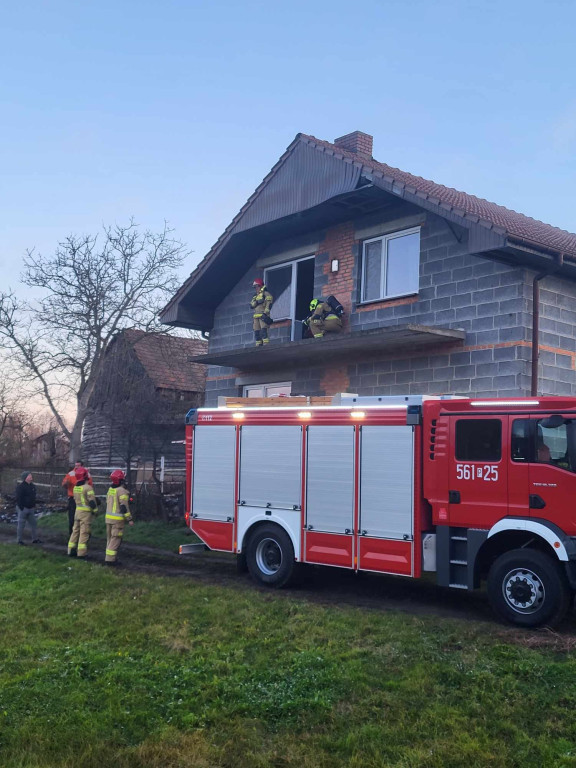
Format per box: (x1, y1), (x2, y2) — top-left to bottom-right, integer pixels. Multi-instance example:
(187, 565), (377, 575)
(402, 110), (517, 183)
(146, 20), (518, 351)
(512, 416), (576, 472)
(455, 419), (502, 461)
(361, 227), (420, 303)
(243, 382), (292, 398)
(264, 257), (315, 340)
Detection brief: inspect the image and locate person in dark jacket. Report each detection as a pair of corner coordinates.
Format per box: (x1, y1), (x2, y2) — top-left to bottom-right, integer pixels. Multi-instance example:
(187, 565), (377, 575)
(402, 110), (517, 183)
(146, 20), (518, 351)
(15, 472), (41, 545)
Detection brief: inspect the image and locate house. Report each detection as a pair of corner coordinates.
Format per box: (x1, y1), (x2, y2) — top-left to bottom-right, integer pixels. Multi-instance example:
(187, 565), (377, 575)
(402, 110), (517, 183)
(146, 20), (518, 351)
(160, 130), (576, 404)
(82, 329), (207, 467)
(29, 430), (69, 466)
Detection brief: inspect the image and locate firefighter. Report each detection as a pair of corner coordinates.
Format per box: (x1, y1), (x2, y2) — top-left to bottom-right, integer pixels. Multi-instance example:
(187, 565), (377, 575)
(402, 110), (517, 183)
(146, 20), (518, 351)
(305, 298), (343, 338)
(105, 469), (133, 565)
(67, 466), (97, 558)
(250, 278), (273, 346)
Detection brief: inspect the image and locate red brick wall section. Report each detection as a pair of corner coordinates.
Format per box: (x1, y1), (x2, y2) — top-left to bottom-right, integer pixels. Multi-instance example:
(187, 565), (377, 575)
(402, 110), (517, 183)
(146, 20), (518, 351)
(318, 222), (356, 333)
(320, 364), (350, 396)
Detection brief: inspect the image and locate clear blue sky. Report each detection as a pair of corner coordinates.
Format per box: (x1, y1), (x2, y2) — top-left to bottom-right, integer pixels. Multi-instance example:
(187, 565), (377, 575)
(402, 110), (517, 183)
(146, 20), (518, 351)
(1, 0), (575, 288)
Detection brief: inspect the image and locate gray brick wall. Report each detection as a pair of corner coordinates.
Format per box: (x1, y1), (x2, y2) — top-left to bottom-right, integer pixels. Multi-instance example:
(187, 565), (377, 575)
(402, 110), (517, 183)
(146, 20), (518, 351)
(203, 206), (576, 403)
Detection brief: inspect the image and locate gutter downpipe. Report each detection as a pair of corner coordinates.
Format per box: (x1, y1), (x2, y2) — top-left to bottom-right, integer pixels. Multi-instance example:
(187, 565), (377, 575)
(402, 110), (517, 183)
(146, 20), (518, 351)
(531, 252), (564, 396)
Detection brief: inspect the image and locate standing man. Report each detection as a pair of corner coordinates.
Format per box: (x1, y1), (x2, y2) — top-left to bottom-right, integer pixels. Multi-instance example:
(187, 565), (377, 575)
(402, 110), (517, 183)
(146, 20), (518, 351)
(105, 469), (133, 565)
(67, 466), (97, 558)
(250, 278), (273, 347)
(15, 472), (41, 545)
(62, 461), (93, 536)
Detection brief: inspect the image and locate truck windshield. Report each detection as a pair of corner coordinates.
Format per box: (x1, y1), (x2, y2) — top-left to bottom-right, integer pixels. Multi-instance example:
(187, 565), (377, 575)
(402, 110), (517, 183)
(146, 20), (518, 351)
(511, 417), (576, 472)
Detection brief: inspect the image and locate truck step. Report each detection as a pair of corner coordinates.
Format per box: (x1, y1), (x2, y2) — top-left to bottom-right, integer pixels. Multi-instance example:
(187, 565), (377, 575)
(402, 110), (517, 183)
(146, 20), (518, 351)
(448, 583), (467, 590)
(449, 559), (467, 565)
(179, 543), (208, 555)
(450, 535), (467, 541)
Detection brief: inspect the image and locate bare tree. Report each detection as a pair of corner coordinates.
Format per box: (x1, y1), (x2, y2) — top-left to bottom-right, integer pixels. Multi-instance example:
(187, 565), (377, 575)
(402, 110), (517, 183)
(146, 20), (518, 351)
(0, 221), (189, 461)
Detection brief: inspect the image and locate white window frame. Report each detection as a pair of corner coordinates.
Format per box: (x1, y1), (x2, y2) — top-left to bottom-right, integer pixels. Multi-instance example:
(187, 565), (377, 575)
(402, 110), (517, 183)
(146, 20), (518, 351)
(360, 226), (421, 304)
(264, 255), (315, 339)
(243, 382), (292, 398)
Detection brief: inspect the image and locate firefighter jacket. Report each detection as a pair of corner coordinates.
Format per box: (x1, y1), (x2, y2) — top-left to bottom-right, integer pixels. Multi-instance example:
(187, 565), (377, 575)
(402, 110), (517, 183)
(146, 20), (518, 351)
(309, 302), (342, 327)
(250, 288), (273, 318)
(106, 484), (132, 523)
(73, 481), (97, 513)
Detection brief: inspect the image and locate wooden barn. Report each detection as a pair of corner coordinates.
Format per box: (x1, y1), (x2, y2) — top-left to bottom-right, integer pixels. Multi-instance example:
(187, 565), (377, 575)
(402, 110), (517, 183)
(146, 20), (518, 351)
(81, 329), (206, 470)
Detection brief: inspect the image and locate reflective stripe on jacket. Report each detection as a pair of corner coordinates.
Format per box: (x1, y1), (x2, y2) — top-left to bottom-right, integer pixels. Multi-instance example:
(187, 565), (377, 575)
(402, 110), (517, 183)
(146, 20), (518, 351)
(73, 483), (96, 512)
(106, 485), (132, 522)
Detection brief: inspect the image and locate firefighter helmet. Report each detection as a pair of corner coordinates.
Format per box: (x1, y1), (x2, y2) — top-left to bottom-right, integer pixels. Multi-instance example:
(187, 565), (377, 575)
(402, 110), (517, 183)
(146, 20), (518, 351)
(309, 298), (320, 312)
(110, 469), (125, 483)
(252, 278), (264, 287)
(75, 466), (88, 481)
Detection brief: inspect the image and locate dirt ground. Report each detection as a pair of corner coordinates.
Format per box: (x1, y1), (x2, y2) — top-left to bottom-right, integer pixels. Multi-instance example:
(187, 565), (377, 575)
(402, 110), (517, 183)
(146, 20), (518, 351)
(3, 520), (576, 647)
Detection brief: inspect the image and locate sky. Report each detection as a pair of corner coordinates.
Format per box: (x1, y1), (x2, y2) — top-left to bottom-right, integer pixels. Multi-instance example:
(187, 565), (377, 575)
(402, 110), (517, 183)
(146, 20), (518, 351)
(1, 0), (576, 291)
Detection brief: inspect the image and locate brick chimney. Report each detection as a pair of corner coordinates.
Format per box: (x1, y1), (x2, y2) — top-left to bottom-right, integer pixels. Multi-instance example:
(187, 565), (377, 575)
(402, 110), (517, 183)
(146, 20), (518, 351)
(333, 131), (373, 159)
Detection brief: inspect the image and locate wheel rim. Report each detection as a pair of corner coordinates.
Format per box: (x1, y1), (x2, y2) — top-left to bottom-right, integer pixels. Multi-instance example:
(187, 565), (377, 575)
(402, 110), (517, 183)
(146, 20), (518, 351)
(502, 567), (545, 614)
(255, 537), (282, 576)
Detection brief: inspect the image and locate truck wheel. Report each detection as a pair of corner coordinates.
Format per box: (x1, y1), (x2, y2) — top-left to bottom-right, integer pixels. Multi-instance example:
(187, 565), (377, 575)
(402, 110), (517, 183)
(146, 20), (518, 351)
(246, 524), (295, 588)
(487, 549), (570, 628)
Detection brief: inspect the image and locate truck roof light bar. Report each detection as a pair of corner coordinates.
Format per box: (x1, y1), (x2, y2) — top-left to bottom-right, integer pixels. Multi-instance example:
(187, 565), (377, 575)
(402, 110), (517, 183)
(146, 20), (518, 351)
(197, 404), (409, 413)
(470, 400), (540, 407)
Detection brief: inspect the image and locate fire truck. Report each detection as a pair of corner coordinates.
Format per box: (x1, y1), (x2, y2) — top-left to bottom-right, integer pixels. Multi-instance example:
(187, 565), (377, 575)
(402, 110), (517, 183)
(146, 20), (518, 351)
(181, 394), (576, 628)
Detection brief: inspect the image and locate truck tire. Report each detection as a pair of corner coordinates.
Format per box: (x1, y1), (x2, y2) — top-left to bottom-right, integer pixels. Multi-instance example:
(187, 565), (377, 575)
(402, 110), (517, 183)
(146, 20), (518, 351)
(487, 549), (570, 628)
(246, 524), (295, 588)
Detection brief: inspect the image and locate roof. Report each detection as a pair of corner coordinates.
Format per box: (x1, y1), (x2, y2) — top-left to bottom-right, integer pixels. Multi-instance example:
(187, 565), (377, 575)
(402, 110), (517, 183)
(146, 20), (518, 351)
(161, 131), (576, 326)
(300, 133), (576, 257)
(122, 329), (207, 392)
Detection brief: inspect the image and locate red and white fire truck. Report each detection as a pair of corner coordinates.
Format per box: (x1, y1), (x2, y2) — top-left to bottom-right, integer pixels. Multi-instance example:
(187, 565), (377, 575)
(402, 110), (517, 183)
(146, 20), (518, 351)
(181, 394), (576, 627)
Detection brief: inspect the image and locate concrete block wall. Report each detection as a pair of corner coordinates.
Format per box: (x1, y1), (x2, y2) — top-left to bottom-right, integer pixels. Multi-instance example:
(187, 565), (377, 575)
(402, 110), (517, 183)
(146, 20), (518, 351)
(203, 204), (576, 404)
(524, 272), (576, 395)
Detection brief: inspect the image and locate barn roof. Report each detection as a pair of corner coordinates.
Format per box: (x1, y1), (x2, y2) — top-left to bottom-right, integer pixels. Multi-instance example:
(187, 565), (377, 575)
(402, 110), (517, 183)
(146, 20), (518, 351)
(123, 329), (207, 392)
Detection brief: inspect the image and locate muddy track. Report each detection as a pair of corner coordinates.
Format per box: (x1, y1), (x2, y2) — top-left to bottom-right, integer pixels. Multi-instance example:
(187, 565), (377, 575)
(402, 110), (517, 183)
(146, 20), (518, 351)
(2, 525), (575, 642)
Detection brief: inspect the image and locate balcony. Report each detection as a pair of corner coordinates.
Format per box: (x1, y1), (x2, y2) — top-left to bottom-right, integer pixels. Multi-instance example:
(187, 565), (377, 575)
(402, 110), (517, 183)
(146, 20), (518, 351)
(189, 324), (466, 370)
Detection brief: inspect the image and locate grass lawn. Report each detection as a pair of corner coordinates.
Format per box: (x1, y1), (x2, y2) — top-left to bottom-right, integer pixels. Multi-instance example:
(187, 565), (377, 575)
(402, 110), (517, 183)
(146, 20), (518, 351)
(38, 511), (193, 551)
(1, 545), (576, 768)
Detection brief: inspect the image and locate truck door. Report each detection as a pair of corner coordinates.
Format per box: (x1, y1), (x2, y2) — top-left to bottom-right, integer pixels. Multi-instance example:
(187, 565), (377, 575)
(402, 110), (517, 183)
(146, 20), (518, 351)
(448, 416), (508, 528)
(304, 425), (355, 568)
(357, 425), (414, 576)
(527, 414), (576, 532)
(191, 425), (236, 551)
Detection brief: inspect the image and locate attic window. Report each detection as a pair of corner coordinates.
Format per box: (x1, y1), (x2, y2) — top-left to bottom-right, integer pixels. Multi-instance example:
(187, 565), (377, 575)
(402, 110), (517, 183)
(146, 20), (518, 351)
(361, 227), (420, 303)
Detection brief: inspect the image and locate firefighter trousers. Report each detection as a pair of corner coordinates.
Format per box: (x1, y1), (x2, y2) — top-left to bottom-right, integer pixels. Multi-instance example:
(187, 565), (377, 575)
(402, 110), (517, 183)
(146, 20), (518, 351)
(253, 317), (270, 346)
(105, 522), (125, 562)
(311, 314), (342, 338)
(68, 509), (93, 557)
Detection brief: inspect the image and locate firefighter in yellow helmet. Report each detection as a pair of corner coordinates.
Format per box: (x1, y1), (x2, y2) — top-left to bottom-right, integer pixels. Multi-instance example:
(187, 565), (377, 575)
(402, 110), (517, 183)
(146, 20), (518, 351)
(105, 469), (133, 564)
(250, 278), (274, 346)
(306, 297), (343, 338)
(67, 466), (98, 558)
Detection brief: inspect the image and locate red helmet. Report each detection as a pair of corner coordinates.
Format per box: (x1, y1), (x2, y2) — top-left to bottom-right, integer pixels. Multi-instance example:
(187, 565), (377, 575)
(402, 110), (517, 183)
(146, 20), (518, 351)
(75, 467), (88, 481)
(252, 278), (264, 287)
(110, 469), (125, 483)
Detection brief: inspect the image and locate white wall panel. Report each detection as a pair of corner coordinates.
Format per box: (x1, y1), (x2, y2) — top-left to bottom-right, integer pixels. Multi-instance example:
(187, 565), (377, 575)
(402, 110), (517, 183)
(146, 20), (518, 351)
(192, 426), (236, 521)
(240, 426), (302, 509)
(360, 426), (414, 539)
(306, 426), (355, 533)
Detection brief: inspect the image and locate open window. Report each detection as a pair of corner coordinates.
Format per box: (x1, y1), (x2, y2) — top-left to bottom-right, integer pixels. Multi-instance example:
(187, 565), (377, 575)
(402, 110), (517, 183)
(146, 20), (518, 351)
(264, 256), (315, 340)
